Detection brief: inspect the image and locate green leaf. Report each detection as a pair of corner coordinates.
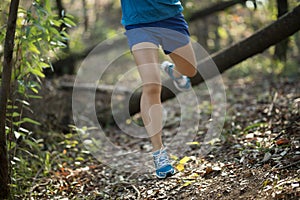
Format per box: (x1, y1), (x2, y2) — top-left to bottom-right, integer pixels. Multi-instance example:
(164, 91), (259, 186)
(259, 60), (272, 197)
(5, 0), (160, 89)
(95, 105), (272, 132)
(6, 112), (20, 117)
(33, 22), (46, 32)
(23, 139), (40, 150)
(0, 32), (5, 43)
(30, 87), (39, 94)
(8, 184), (18, 188)
(49, 27), (60, 36)
(76, 157), (85, 161)
(7, 141), (16, 151)
(30, 67), (45, 78)
(63, 17), (76, 27)
(44, 0), (51, 13)
(25, 26), (31, 38)
(27, 94), (42, 99)
(22, 117), (41, 126)
(28, 42), (40, 54)
(243, 122), (268, 133)
(37, 61), (50, 69)
(16, 99), (30, 106)
(12, 112), (21, 117)
(7, 105), (18, 109)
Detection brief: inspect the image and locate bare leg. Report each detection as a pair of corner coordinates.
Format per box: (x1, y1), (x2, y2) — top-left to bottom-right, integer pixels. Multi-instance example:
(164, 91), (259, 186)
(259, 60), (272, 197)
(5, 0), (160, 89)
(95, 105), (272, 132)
(132, 42), (163, 152)
(169, 41), (197, 78)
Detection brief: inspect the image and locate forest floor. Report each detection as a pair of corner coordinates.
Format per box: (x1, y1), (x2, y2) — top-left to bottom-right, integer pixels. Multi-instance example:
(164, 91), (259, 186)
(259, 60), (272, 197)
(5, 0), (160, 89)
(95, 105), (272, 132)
(23, 68), (299, 199)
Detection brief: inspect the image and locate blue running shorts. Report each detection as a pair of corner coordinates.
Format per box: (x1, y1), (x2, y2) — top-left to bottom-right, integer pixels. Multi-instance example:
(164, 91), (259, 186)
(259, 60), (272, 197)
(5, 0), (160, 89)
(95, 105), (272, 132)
(125, 13), (190, 54)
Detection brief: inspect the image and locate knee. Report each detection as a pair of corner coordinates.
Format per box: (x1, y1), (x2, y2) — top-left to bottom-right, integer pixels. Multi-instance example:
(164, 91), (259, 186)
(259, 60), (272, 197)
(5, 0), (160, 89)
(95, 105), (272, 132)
(142, 83), (161, 96)
(184, 63), (197, 77)
(188, 66), (197, 77)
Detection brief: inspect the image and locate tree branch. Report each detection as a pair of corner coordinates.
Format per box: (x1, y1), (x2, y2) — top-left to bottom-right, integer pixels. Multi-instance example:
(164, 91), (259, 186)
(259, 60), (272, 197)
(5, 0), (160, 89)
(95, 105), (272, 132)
(188, 0), (247, 22)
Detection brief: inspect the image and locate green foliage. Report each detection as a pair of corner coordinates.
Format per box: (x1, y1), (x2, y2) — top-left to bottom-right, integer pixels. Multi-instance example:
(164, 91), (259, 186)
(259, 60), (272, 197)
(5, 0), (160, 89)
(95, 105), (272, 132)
(11, 130), (91, 199)
(226, 54), (300, 81)
(0, 0), (76, 198)
(14, 2), (73, 79)
(0, 0), (299, 198)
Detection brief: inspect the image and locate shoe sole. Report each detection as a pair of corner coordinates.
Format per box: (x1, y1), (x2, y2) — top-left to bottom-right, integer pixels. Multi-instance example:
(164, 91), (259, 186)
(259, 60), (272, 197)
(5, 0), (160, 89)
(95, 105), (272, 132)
(156, 169), (176, 179)
(173, 80), (191, 92)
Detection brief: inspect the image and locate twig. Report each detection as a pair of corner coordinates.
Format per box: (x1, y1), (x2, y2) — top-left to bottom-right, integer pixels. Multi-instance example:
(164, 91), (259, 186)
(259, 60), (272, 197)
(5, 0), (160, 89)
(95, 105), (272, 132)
(267, 91), (278, 116)
(272, 159), (300, 170)
(274, 130), (285, 141)
(131, 184), (141, 200)
(29, 179), (51, 194)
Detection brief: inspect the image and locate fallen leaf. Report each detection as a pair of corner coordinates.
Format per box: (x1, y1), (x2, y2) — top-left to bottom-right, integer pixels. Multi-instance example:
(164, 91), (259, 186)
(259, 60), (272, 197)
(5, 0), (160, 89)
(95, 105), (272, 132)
(276, 138), (290, 145)
(182, 180), (195, 187)
(179, 156), (191, 164)
(176, 163), (185, 172)
(186, 141), (200, 145)
(261, 152), (272, 163)
(187, 173), (199, 179)
(291, 182), (299, 188)
(170, 154), (178, 161)
(206, 166), (213, 174)
(212, 166), (222, 171)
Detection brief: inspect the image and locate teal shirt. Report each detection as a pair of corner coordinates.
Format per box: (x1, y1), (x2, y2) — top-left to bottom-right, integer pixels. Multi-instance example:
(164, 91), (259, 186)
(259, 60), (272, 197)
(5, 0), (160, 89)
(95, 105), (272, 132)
(121, 0), (183, 26)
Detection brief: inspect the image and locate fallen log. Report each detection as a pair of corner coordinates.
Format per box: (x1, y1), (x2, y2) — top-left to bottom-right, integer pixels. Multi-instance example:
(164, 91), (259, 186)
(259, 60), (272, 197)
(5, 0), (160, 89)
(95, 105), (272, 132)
(47, 1), (247, 77)
(127, 5), (300, 115)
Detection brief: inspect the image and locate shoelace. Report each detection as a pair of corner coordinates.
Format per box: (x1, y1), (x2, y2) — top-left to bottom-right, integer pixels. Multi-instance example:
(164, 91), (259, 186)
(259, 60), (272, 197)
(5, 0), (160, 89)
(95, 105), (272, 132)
(163, 62), (189, 87)
(153, 150), (170, 169)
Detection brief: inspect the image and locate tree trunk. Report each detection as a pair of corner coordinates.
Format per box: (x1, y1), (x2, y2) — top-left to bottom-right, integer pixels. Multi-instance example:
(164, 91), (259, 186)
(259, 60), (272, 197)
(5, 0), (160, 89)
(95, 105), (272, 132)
(127, 5), (300, 115)
(82, 0), (88, 31)
(45, 0), (72, 77)
(55, 0), (70, 50)
(188, 0), (246, 22)
(191, 19), (209, 51)
(274, 0), (289, 61)
(0, 0), (20, 198)
(56, 0), (66, 31)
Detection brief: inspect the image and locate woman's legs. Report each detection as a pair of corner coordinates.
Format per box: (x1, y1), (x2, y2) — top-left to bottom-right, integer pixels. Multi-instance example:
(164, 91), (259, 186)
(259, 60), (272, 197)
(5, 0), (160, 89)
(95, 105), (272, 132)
(132, 42), (163, 152)
(130, 40), (197, 152)
(130, 41), (193, 178)
(169, 41), (197, 78)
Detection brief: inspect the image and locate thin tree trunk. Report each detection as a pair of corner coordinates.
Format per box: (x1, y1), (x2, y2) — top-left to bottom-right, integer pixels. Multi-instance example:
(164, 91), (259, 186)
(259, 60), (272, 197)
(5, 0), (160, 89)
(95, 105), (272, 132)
(274, 0), (289, 61)
(191, 19), (209, 51)
(55, 0), (69, 50)
(0, 0), (20, 198)
(56, 0), (65, 31)
(127, 5), (300, 115)
(82, 0), (88, 31)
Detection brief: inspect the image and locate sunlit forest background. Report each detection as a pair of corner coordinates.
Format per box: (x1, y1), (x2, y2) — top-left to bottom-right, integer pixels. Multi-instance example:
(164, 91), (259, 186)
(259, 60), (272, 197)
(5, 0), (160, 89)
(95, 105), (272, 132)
(0, 0), (299, 199)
